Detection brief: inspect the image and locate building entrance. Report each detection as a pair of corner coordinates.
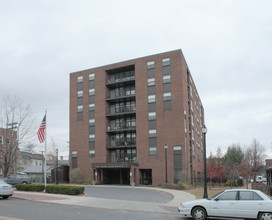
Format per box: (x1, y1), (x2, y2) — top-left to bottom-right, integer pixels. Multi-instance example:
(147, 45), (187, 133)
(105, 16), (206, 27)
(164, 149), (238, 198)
(102, 168), (130, 185)
(140, 169), (152, 185)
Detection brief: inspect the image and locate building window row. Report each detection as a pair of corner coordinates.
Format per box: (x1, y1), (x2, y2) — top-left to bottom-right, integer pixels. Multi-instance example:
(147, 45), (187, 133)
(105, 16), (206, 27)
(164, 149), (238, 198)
(114, 133), (136, 146)
(111, 148), (136, 163)
(114, 101), (136, 113)
(114, 85), (135, 97)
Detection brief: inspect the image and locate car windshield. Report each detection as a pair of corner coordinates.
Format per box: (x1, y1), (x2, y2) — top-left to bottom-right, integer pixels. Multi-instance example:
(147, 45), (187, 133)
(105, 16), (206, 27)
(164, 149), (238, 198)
(208, 191), (224, 200)
(0, 179), (6, 184)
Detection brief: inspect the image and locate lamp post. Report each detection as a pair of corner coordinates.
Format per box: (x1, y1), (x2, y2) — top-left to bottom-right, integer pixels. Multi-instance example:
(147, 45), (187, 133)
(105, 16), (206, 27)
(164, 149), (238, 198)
(164, 144), (168, 183)
(202, 125), (208, 199)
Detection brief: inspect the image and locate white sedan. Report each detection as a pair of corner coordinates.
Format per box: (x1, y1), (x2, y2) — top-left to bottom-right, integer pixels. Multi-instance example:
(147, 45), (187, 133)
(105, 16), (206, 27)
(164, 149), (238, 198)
(0, 179), (14, 199)
(178, 189), (272, 220)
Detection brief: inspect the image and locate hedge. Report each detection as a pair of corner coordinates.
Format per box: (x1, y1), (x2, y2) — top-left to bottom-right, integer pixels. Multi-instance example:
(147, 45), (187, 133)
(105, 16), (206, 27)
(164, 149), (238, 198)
(15, 184), (84, 195)
(16, 184), (44, 192)
(45, 185), (84, 195)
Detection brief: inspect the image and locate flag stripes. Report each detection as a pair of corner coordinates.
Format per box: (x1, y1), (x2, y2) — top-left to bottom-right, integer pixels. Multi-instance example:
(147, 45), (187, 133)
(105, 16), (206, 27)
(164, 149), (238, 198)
(37, 115), (46, 143)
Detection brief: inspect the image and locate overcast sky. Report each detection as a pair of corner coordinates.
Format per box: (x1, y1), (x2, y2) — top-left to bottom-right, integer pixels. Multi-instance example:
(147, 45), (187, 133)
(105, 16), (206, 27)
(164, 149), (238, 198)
(1, 0), (271, 159)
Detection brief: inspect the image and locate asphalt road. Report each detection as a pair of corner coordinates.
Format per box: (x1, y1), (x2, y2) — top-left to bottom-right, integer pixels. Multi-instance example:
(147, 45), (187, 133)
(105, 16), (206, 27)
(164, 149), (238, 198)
(0, 198), (183, 220)
(84, 185), (174, 202)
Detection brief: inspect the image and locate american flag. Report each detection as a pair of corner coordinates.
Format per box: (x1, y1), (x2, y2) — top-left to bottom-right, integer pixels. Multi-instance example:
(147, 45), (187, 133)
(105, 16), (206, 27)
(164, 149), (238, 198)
(37, 115), (46, 143)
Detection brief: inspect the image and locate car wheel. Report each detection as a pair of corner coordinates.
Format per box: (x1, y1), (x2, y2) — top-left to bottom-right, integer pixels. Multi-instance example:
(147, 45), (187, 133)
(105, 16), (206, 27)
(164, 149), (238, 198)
(2, 196), (9, 199)
(192, 207), (207, 220)
(258, 212), (272, 220)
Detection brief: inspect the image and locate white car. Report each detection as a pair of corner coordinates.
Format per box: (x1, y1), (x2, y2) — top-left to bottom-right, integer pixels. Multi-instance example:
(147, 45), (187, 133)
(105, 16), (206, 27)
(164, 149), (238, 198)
(0, 179), (14, 199)
(178, 189), (272, 220)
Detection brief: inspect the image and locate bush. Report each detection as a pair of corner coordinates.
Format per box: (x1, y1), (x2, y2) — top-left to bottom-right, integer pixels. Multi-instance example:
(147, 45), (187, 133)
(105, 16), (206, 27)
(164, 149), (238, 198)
(70, 168), (83, 184)
(16, 184), (45, 192)
(161, 182), (187, 190)
(82, 178), (95, 185)
(225, 179), (243, 187)
(45, 185), (84, 195)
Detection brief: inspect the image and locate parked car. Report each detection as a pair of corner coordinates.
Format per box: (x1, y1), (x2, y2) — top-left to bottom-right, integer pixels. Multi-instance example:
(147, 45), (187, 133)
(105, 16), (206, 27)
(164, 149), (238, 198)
(178, 189), (272, 220)
(256, 176), (264, 183)
(0, 179), (14, 199)
(5, 173), (32, 185)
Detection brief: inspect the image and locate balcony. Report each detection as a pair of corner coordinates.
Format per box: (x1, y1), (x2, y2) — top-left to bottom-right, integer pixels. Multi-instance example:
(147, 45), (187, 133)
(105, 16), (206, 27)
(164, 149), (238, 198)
(106, 76), (135, 89)
(106, 93), (135, 104)
(106, 126), (136, 134)
(106, 107), (136, 118)
(107, 140), (136, 149)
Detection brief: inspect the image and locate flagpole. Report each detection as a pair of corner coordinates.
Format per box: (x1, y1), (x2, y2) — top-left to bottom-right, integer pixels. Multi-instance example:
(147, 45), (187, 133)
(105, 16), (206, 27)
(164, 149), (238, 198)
(44, 109), (47, 188)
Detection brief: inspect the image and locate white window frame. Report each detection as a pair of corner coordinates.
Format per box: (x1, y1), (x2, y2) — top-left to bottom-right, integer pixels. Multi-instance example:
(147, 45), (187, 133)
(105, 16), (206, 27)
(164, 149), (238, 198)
(77, 90), (83, 97)
(89, 103), (95, 111)
(89, 134), (95, 141)
(149, 147), (157, 155)
(147, 78), (155, 86)
(89, 89), (95, 96)
(148, 112), (156, 120)
(77, 105), (83, 112)
(149, 129), (157, 137)
(163, 92), (172, 101)
(89, 119), (95, 126)
(89, 73), (95, 81)
(163, 75), (171, 83)
(148, 95), (156, 103)
(77, 76), (83, 83)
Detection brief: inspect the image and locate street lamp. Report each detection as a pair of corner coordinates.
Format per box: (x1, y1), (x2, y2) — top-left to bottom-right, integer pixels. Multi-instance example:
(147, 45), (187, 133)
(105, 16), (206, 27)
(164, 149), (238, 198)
(164, 144), (168, 183)
(202, 125), (208, 199)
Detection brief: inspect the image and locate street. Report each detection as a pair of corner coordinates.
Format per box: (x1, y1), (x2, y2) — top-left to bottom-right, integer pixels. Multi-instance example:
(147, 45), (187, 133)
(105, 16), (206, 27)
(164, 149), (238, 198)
(0, 198), (183, 220)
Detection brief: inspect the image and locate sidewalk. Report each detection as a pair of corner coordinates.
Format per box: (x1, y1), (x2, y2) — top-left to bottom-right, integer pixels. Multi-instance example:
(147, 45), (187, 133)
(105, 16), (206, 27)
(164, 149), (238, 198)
(13, 186), (195, 214)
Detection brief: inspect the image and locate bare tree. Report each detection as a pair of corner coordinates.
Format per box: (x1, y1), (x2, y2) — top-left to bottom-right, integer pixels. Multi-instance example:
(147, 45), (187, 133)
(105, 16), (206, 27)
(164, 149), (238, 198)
(249, 139), (265, 179)
(22, 143), (37, 153)
(0, 96), (34, 177)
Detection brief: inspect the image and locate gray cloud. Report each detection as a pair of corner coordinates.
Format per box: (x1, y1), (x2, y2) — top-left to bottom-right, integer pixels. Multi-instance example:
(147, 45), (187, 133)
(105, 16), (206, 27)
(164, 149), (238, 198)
(1, 0), (271, 158)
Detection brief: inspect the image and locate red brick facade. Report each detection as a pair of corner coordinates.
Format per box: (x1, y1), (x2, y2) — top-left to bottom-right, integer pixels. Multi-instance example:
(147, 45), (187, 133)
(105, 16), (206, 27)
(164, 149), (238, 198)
(70, 50), (205, 185)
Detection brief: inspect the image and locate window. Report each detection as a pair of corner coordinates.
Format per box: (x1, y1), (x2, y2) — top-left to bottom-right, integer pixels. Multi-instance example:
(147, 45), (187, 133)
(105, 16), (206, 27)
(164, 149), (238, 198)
(163, 75), (171, 83)
(147, 78), (155, 86)
(147, 61), (155, 69)
(89, 103), (95, 111)
(72, 151), (78, 158)
(89, 89), (95, 96)
(89, 119), (95, 126)
(148, 112), (156, 120)
(89, 73), (95, 81)
(149, 147), (157, 155)
(148, 95), (156, 103)
(162, 58), (170, 66)
(163, 92), (171, 101)
(149, 129), (156, 137)
(77, 91), (83, 97)
(77, 105), (83, 112)
(77, 76), (83, 83)
(239, 191), (263, 200)
(217, 191), (237, 200)
(89, 134), (95, 141)
(0, 136), (3, 144)
(89, 150), (95, 158)
(173, 146), (182, 151)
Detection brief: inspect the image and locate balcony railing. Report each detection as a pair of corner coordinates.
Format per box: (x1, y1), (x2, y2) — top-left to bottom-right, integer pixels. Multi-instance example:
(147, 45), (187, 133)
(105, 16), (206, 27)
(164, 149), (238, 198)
(106, 107), (136, 117)
(106, 126), (136, 132)
(106, 76), (135, 85)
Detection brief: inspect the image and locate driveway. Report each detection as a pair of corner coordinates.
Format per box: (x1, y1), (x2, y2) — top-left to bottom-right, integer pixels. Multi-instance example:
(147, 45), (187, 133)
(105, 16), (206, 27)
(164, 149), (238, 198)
(84, 185), (173, 203)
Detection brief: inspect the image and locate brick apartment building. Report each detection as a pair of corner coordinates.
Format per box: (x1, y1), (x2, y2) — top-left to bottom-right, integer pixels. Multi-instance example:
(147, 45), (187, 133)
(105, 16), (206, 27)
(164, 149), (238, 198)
(69, 49), (205, 185)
